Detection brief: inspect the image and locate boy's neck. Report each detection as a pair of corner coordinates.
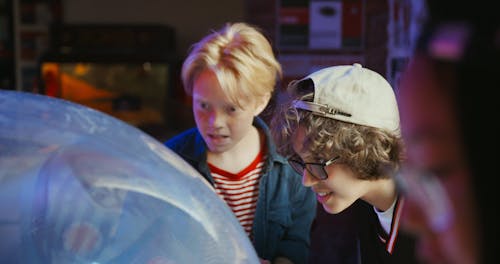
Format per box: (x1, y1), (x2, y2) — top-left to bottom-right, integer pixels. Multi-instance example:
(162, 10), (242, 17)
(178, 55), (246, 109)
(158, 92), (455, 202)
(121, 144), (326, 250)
(207, 126), (263, 174)
(363, 178), (398, 212)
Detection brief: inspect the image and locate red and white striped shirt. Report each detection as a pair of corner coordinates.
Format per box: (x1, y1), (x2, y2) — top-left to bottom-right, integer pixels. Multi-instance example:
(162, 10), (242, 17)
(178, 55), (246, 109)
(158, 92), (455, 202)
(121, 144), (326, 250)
(209, 150), (265, 238)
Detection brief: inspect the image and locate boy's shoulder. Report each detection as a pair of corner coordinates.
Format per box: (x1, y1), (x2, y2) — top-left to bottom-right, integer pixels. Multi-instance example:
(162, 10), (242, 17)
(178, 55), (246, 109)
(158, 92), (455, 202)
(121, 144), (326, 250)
(164, 128), (207, 164)
(164, 127), (201, 150)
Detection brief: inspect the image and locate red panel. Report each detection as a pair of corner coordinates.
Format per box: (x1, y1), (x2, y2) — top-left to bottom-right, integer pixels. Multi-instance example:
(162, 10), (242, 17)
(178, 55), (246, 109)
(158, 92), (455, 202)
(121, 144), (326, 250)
(342, 1), (363, 39)
(279, 7), (309, 25)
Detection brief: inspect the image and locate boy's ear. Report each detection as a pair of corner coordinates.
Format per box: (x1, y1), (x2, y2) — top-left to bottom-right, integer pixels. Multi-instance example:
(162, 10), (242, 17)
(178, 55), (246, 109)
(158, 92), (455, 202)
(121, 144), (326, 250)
(254, 92), (271, 116)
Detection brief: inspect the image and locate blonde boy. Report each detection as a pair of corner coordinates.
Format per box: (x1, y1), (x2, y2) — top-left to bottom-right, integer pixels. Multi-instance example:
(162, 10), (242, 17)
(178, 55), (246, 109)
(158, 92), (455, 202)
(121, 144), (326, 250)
(165, 22), (316, 264)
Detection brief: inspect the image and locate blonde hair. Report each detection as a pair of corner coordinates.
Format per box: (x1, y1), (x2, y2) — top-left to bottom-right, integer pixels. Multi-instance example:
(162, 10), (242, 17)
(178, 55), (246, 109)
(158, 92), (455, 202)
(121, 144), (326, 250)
(271, 80), (404, 180)
(181, 22), (282, 108)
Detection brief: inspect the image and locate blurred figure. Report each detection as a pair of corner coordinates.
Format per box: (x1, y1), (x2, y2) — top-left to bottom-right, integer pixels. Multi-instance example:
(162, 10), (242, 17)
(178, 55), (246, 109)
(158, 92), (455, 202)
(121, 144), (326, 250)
(396, 8), (499, 263)
(397, 50), (479, 263)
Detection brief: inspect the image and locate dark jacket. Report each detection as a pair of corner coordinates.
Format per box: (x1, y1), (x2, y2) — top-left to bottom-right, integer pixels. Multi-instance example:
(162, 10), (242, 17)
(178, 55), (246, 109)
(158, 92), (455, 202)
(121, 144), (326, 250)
(308, 199), (417, 264)
(355, 199), (418, 264)
(165, 117), (317, 263)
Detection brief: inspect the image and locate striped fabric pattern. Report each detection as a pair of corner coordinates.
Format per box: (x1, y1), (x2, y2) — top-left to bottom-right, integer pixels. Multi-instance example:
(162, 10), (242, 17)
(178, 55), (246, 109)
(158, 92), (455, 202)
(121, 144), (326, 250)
(209, 152), (265, 238)
(377, 196), (405, 254)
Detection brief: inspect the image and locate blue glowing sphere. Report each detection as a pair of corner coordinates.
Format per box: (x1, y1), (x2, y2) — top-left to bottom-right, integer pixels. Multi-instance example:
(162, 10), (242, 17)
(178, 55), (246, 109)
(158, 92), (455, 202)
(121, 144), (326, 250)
(0, 91), (259, 263)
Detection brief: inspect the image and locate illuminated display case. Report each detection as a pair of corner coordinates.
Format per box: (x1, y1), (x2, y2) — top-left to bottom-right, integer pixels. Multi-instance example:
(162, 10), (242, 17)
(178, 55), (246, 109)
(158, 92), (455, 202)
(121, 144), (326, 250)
(37, 24), (194, 140)
(40, 60), (172, 128)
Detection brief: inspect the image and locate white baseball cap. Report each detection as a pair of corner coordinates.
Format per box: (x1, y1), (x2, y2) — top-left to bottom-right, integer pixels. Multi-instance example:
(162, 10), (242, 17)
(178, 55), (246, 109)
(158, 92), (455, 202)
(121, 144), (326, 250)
(292, 63), (400, 134)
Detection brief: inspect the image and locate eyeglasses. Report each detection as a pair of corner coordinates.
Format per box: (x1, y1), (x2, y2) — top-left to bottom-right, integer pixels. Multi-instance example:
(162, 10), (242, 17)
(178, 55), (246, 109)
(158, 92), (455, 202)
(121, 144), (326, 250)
(288, 156), (340, 180)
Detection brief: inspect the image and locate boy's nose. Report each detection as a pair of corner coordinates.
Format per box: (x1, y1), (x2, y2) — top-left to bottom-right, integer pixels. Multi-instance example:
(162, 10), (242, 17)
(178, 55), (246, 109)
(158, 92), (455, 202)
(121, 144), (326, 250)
(302, 170), (318, 187)
(209, 110), (226, 127)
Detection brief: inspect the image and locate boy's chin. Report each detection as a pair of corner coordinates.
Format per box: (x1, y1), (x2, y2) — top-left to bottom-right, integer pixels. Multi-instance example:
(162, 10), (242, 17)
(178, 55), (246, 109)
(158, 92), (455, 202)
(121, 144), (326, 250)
(322, 202), (347, 215)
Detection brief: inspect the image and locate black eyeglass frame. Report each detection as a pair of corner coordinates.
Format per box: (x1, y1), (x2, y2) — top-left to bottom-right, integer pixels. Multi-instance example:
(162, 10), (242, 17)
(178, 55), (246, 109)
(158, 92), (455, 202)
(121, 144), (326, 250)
(288, 156), (340, 180)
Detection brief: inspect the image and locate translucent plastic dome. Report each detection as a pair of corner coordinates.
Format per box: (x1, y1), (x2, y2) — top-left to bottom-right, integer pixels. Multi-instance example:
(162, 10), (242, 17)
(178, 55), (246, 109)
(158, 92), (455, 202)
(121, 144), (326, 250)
(0, 91), (259, 264)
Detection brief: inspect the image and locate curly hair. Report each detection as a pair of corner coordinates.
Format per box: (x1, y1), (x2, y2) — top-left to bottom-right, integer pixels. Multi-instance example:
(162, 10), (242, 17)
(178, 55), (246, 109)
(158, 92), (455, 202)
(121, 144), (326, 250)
(270, 79), (404, 180)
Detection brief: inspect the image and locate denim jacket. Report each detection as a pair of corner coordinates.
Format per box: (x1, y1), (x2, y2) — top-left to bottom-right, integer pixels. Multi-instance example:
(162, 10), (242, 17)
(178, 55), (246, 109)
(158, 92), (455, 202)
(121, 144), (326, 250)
(165, 117), (317, 263)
